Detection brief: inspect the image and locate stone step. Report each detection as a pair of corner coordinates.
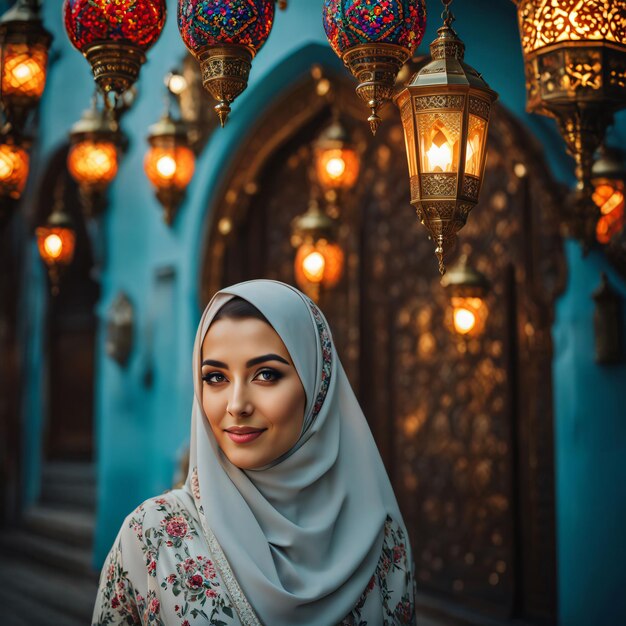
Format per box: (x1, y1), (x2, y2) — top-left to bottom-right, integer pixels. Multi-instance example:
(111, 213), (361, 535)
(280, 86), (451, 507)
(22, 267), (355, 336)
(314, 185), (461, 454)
(21, 504), (95, 549)
(0, 529), (99, 581)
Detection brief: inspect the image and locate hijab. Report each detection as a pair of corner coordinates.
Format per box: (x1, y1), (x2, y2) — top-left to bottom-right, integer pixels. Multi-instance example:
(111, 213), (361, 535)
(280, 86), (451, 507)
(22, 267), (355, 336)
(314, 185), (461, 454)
(184, 279), (408, 625)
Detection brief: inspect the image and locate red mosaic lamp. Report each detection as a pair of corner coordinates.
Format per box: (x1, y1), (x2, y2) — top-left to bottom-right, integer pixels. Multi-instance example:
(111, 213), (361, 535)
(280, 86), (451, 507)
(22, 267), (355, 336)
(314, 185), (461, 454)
(63, 0), (167, 95)
(178, 0), (277, 127)
(323, 0), (427, 134)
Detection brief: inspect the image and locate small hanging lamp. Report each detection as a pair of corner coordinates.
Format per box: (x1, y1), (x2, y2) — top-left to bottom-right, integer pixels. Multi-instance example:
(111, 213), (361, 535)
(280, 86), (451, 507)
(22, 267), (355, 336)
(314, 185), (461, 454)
(592, 146), (626, 245)
(291, 199), (344, 301)
(64, 0), (166, 95)
(177, 0), (277, 127)
(144, 108), (195, 225)
(440, 254), (490, 337)
(0, 132), (29, 199)
(323, 0), (426, 134)
(0, 0), (53, 131)
(395, 0), (497, 274)
(36, 191), (76, 296)
(67, 99), (120, 216)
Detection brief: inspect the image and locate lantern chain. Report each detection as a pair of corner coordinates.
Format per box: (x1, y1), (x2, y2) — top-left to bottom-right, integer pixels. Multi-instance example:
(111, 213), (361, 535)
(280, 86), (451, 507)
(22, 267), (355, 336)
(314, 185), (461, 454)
(441, 0), (455, 27)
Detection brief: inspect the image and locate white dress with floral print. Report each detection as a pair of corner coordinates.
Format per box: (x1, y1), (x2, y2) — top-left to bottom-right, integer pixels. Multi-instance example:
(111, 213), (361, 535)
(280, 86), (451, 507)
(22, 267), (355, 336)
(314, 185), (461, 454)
(92, 489), (416, 626)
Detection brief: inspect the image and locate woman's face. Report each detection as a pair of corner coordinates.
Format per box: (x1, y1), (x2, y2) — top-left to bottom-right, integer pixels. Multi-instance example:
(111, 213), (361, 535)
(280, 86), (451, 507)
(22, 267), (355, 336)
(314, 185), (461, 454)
(201, 317), (306, 470)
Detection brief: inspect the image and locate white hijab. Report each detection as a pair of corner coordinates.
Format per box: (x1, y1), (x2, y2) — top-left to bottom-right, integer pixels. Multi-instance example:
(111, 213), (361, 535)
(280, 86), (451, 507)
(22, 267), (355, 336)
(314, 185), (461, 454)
(184, 279), (408, 625)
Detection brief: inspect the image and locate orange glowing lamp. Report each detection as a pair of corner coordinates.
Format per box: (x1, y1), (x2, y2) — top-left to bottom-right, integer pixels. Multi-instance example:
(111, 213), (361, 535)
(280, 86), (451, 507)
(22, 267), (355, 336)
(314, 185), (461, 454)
(591, 147), (626, 245)
(0, 138), (29, 199)
(313, 118), (360, 191)
(36, 205), (76, 295)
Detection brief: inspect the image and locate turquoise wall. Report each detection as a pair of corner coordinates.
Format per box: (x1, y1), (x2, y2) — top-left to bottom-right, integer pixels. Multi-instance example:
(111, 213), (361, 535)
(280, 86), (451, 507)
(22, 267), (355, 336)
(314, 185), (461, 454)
(19, 1), (626, 625)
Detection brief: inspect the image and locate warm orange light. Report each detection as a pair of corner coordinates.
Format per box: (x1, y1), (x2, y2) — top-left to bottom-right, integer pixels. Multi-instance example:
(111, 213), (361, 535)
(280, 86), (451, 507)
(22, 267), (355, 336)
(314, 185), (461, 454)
(144, 144), (195, 191)
(36, 225), (75, 268)
(294, 240), (344, 292)
(419, 115), (460, 174)
(592, 181), (625, 244)
(68, 140), (118, 188)
(1, 42), (47, 100)
(450, 296), (488, 336)
(315, 147), (360, 189)
(0, 142), (29, 199)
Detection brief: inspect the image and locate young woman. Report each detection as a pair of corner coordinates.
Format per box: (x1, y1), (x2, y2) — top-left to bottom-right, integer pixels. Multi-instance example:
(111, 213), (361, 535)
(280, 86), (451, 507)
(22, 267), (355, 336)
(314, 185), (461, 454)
(92, 279), (416, 625)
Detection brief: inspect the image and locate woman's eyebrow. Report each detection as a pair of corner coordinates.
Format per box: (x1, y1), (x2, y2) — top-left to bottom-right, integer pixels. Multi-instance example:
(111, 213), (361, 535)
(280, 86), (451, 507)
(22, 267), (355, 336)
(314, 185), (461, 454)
(201, 354), (290, 369)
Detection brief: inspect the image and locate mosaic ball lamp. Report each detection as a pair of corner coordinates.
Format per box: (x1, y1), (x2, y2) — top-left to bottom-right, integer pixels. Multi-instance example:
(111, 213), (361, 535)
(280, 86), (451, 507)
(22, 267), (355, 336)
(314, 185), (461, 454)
(323, 0), (427, 134)
(178, 0), (275, 127)
(63, 0), (167, 95)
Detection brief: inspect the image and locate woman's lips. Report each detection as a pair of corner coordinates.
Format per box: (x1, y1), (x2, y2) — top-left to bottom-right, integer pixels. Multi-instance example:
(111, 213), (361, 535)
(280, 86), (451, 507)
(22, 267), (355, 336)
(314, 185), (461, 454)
(224, 428), (266, 444)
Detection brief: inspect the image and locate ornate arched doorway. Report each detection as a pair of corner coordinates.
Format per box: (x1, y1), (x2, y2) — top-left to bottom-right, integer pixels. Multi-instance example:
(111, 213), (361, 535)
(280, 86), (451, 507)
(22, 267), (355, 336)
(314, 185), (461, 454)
(200, 69), (565, 625)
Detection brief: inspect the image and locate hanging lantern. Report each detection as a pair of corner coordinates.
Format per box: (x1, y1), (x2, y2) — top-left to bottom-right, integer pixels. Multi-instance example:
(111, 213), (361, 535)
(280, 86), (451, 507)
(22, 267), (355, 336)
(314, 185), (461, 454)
(395, 1), (497, 275)
(592, 146), (626, 245)
(67, 101), (120, 216)
(0, 135), (29, 199)
(514, 0), (626, 243)
(323, 0), (426, 134)
(291, 200), (344, 300)
(177, 0), (276, 127)
(313, 115), (360, 191)
(63, 0), (166, 95)
(36, 204), (76, 295)
(144, 110), (195, 225)
(440, 254), (490, 337)
(0, 0), (53, 130)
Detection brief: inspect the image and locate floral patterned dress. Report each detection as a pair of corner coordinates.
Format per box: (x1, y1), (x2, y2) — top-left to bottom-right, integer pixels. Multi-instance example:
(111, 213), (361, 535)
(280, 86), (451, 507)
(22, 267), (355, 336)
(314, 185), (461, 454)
(92, 489), (416, 626)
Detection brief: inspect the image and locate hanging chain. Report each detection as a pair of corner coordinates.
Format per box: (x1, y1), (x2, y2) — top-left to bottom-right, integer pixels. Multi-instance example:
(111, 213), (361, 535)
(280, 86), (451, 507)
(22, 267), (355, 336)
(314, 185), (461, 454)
(441, 0), (455, 26)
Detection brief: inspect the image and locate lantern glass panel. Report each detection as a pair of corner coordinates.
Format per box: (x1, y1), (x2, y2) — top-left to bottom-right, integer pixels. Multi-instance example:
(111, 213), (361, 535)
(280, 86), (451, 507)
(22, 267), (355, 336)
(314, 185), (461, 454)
(315, 147), (360, 190)
(68, 140), (118, 186)
(465, 114), (486, 177)
(450, 295), (488, 336)
(593, 180), (625, 244)
(294, 239), (344, 291)
(144, 143), (195, 191)
(418, 111), (462, 173)
(1, 42), (48, 99)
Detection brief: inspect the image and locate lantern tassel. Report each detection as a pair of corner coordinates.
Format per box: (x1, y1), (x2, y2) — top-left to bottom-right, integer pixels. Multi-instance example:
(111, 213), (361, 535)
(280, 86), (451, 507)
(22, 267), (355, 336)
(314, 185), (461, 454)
(368, 106), (381, 136)
(215, 102), (231, 128)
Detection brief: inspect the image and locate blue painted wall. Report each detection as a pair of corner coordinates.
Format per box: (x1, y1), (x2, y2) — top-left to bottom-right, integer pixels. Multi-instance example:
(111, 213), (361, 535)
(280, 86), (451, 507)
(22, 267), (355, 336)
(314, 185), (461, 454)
(19, 1), (626, 625)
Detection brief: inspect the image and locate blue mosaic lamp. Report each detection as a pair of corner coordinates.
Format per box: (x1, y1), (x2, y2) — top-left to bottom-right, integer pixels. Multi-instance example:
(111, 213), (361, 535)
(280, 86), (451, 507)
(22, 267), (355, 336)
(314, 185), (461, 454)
(323, 0), (426, 134)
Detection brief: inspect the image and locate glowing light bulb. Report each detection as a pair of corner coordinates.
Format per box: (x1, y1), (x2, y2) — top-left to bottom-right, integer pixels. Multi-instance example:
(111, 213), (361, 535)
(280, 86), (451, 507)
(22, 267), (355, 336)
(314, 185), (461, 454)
(325, 156), (346, 179)
(453, 306), (476, 335)
(426, 129), (452, 172)
(156, 155), (177, 178)
(0, 159), (13, 179)
(302, 251), (325, 283)
(167, 74), (187, 95)
(13, 61), (35, 81)
(44, 234), (63, 259)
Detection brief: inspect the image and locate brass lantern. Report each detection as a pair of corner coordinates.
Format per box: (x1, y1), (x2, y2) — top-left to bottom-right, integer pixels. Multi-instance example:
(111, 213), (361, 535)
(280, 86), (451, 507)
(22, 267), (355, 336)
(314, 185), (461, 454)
(0, 0), (52, 130)
(592, 146), (626, 245)
(36, 203), (76, 295)
(144, 110), (195, 225)
(395, 4), (498, 274)
(440, 254), (490, 337)
(291, 199), (344, 301)
(0, 134), (29, 199)
(313, 116), (360, 192)
(67, 101), (120, 216)
(514, 0), (626, 243)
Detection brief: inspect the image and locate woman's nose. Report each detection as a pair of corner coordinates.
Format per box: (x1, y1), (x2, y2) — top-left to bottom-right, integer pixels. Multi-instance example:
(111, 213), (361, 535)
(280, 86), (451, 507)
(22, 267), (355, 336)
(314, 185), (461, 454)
(227, 381), (253, 417)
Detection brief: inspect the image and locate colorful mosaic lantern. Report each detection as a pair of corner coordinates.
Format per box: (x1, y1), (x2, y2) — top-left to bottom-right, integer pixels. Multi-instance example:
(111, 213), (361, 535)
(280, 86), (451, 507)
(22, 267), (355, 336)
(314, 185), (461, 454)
(514, 0), (626, 243)
(63, 0), (167, 95)
(178, 0), (276, 127)
(323, 0), (426, 134)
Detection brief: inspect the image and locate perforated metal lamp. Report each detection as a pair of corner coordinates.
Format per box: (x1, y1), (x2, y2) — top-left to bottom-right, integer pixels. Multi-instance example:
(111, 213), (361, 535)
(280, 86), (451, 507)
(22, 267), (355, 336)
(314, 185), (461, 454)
(313, 116), (360, 192)
(395, 0), (498, 275)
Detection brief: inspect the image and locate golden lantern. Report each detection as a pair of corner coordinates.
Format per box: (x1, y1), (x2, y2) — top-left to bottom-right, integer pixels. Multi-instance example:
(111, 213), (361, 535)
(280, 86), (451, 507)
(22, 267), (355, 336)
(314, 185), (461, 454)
(291, 200), (344, 300)
(0, 0), (52, 130)
(67, 102), (120, 216)
(0, 136), (29, 199)
(395, 2), (498, 275)
(36, 204), (76, 295)
(592, 146), (626, 245)
(514, 0), (626, 243)
(144, 109), (195, 225)
(313, 116), (360, 192)
(440, 254), (490, 337)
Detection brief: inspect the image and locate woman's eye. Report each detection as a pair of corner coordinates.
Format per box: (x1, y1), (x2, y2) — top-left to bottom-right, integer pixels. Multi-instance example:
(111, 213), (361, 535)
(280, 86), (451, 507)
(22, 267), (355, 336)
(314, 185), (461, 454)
(202, 372), (226, 384)
(255, 368), (282, 382)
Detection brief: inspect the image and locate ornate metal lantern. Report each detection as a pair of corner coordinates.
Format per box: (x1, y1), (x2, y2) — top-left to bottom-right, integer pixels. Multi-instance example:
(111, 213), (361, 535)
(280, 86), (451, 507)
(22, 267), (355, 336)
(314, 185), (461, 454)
(440, 254), (490, 336)
(177, 0), (276, 127)
(144, 110), (195, 225)
(36, 203), (76, 295)
(67, 101), (120, 216)
(323, 0), (426, 134)
(514, 0), (626, 243)
(395, 1), (497, 274)
(0, 135), (29, 199)
(313, 115), (360, 192)
(0, 0), (52, 130)
(592, 146), (626, 245)
(291, 199), (344, 300)
(64, 0), (167, 95)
